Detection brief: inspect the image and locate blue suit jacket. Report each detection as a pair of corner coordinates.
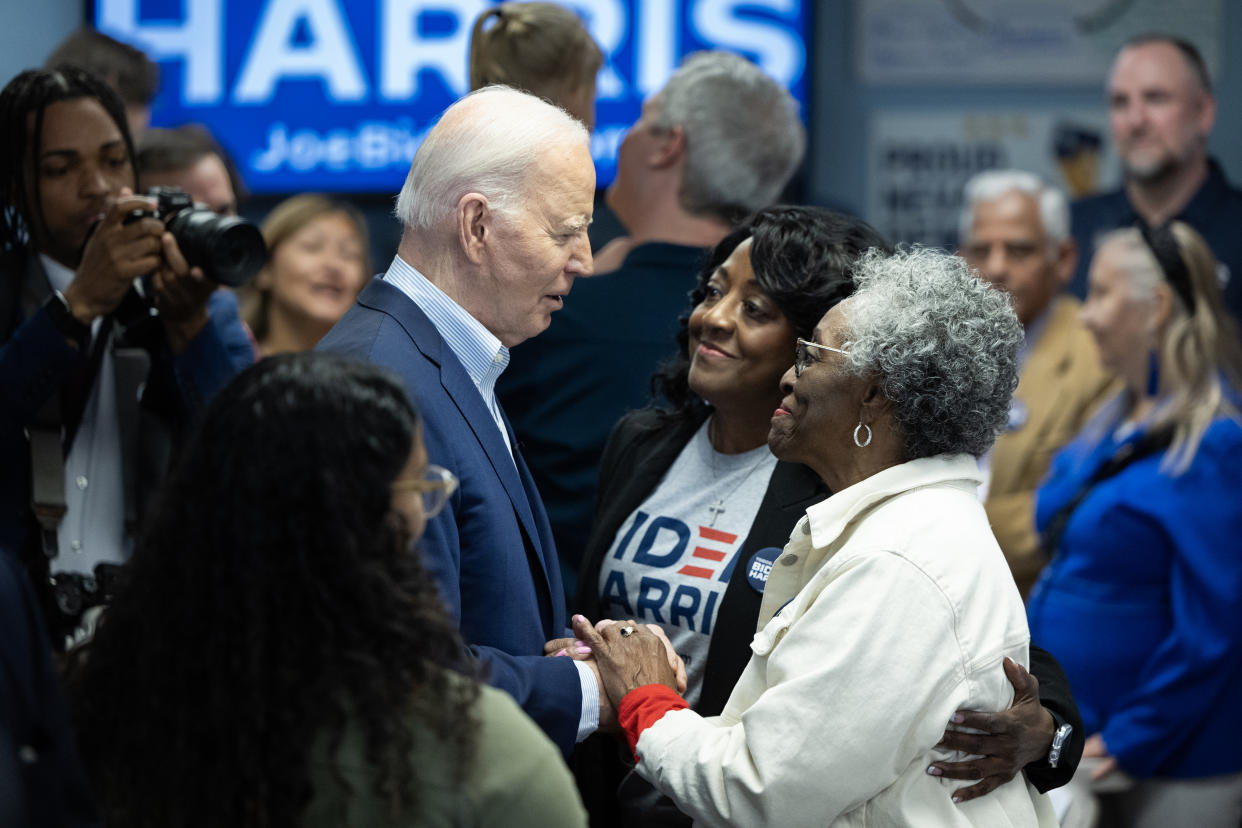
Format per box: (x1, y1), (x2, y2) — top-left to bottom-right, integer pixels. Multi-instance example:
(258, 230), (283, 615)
(1029, 408), (1242, 779)
(318, 279), (583, 754)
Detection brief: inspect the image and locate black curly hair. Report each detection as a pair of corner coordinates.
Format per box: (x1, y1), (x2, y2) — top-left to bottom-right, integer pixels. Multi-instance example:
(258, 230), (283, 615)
(0, 65), (136, 260)
(66, 352), (479, 827)
(652, 205), (892, 421)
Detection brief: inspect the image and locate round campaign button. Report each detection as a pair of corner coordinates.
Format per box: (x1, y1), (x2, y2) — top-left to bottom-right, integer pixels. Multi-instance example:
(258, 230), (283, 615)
(746, 547), (783, 594)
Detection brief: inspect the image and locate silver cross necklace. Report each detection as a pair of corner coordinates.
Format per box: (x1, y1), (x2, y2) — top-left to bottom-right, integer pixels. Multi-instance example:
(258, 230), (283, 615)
(704, 417), (771, 528)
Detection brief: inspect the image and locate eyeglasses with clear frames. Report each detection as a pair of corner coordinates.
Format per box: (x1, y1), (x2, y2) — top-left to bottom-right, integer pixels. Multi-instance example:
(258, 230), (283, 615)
(391, 464), (458, 519)
(794, 338), (850, 378)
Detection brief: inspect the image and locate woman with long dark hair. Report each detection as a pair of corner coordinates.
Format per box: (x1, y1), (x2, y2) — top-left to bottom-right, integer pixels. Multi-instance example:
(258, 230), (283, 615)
(66, 352), (586, 827)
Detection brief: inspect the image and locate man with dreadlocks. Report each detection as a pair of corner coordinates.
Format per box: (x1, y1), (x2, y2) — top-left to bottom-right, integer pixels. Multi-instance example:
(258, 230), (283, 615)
(0, 65), (253, 645)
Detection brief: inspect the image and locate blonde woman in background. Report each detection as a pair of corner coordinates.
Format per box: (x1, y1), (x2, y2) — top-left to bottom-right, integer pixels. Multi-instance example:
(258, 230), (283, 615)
(247, 195), (371, 356)
(469, 2), (602, 129)
(1028, 222), (1242, 827)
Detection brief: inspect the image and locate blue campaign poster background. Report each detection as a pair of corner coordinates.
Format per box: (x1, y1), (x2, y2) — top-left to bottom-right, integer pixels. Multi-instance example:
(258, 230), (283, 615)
(92, 0), (809, 195)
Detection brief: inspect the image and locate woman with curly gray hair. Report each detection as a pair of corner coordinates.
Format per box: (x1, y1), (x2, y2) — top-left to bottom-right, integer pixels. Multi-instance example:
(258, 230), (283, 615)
(570, 247), (1057, 826)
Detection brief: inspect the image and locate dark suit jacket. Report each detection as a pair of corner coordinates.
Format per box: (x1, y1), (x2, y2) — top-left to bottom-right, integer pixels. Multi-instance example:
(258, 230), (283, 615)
(0, 549), (98, 827)
(574, 407), (1084, 826)
(318, 278), (583, 754)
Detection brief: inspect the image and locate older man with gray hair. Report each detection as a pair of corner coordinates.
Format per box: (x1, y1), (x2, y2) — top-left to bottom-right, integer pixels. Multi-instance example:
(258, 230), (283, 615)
(959, 169), (1115, 597)
(499, 51), (805, 586)
(318, 86), (602, 756)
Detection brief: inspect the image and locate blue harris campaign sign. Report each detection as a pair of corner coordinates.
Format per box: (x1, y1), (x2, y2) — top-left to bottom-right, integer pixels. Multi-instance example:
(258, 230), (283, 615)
(92, 0), (809, 194)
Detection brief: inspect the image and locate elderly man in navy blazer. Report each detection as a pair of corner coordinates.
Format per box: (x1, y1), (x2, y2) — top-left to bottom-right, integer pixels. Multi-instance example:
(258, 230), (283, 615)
(319, 87), (601, 755)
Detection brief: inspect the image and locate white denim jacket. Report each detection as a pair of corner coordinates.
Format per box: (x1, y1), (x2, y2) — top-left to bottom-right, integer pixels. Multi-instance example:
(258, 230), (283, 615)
(634, 454), (1058, 827)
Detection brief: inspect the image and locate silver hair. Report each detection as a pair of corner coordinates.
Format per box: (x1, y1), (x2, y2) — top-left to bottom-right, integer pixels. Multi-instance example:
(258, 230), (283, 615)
(1087, 224), (1242, 474)
(652, 51), (805, 220)
(958, 169), (1070, 256)
(1091, 227), (1164, 302)
(839, 246), (1023, 459)
(394, 85), (589, 230)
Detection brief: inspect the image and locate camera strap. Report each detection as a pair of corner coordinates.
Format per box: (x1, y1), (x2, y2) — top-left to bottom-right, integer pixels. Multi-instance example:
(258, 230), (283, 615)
(25, 274), (154, 560)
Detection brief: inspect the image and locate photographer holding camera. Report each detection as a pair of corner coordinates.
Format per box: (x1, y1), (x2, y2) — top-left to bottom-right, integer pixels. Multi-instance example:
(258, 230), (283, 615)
(0, 65), (255, 647)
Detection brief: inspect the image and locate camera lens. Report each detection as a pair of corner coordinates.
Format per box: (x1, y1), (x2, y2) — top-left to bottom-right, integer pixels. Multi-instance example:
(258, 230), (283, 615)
(166, 209), (266, 287)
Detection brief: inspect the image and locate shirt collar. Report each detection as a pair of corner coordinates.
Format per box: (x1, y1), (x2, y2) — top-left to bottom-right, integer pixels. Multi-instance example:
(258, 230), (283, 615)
(382, 254), (509, 392)
(41, 253), (75, 294)
(1177, 157), (1230, 228)
(801, 454), (982, 550)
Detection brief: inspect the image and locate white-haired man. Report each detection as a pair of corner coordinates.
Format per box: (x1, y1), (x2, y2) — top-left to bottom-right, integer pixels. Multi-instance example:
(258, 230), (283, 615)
(318, 87), (600, 756)
(960, 170), (1115, 597)
(1071, 34), (1242, 320)
(498, 51), (805, 586)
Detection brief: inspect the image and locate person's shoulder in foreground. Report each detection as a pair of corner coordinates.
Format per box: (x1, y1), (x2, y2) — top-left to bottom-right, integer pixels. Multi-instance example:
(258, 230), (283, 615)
(304, 677), (586, 828)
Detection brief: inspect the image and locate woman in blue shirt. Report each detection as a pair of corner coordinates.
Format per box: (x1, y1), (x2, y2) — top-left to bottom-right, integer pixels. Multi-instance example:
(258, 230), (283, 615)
(1028, 221), (1242, 827)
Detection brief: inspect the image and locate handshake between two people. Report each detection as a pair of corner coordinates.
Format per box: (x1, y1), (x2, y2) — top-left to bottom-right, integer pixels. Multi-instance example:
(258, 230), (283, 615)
(545, 618), (1062, 804)
(544, 614), (686, 732)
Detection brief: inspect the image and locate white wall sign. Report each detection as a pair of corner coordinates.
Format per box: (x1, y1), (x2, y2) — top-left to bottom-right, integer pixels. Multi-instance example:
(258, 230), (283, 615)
(867, 109), (1121, 247)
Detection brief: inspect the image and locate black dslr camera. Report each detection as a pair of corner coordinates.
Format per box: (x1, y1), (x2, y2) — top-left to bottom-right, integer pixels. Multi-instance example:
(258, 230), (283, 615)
(125, 187), (266, 287)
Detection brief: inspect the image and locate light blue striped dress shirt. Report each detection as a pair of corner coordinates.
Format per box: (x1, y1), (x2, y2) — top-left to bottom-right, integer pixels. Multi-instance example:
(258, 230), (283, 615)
(384, 255), (514, 460)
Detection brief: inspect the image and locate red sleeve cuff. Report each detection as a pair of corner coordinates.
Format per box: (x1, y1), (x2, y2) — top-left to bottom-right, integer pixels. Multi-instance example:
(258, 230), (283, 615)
(617, 683), (689, 763)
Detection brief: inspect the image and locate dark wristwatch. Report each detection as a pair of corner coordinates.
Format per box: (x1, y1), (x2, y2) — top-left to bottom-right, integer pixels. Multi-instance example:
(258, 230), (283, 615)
(1047, 709), (1074, 769)
(44, 290), (91, 349)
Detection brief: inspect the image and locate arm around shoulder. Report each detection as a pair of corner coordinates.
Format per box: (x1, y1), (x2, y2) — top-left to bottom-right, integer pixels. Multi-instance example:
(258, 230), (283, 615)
(1024, 643), (1085, 791)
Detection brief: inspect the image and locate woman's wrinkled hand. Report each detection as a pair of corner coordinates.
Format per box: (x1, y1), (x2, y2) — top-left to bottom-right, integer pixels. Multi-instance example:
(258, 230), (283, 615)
(593, 618), (688, 694)
(572, 614), (679, 709)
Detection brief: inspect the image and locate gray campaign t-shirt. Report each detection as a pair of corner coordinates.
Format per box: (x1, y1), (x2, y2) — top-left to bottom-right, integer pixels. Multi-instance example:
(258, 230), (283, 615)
(598, 418), (778, 707)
